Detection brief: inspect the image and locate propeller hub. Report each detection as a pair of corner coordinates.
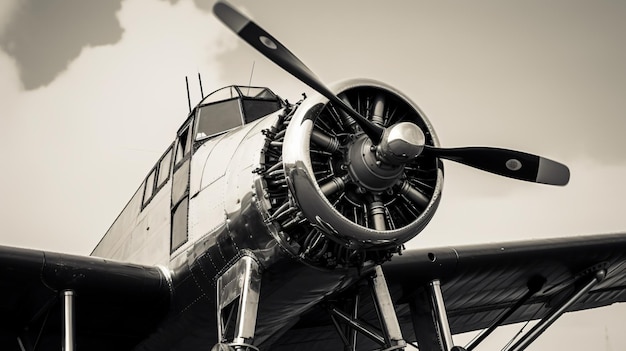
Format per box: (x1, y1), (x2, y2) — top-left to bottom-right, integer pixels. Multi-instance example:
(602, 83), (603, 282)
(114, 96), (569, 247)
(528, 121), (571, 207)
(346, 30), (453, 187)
(376, 122), (426, 166)
(346, 135), (404, 192)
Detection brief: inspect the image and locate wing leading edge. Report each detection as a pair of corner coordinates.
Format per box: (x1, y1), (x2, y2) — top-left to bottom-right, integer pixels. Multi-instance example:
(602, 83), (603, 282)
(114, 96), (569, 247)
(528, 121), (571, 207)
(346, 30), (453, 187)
(0, 245), (171, 351)
(272, 232), (626, 350)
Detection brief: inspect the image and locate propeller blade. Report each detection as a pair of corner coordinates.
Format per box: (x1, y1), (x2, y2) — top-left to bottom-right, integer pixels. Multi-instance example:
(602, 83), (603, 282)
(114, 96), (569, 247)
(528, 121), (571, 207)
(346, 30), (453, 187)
(423, 146), (570, 186)
(213, 1), (384, 144)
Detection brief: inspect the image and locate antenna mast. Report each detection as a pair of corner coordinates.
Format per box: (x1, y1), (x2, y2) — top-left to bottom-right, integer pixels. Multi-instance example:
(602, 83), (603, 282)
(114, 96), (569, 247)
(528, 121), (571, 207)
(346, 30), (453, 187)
(185, 76), (191, 113)
(198, 72), (204, 99)
(247, 60), (255, 95)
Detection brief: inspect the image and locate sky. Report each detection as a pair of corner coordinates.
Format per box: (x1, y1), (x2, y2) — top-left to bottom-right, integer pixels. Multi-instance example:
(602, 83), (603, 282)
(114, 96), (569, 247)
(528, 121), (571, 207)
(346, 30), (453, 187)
(0, 0), (625, 350)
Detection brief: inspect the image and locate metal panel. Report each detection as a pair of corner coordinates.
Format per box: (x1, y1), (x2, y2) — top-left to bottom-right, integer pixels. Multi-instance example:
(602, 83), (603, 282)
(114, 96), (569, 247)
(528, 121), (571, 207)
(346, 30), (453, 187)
(189, 132), (224, 196)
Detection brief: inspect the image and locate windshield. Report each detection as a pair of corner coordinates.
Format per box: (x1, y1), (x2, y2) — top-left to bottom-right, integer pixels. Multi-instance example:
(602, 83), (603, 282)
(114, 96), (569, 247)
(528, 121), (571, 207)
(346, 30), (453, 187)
(195, 98), (243, 140)
(240, 87), (276, 99)
(193, 85), (281, 141)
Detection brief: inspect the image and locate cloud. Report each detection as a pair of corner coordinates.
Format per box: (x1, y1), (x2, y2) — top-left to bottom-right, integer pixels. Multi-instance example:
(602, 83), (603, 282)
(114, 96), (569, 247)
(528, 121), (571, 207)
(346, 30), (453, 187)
(0, 0), (238, 253)
(0, 0), (19, 35)
(0, 0), (124, 89)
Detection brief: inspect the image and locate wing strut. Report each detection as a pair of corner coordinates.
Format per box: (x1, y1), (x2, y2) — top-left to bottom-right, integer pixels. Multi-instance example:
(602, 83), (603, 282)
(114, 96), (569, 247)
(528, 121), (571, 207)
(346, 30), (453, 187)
(505, 269), (606, 351)
(429, 280), (454, 350)
(465, 275), (546, 351)
(409, 280), (467, 351)
(214, 255), (262, 351)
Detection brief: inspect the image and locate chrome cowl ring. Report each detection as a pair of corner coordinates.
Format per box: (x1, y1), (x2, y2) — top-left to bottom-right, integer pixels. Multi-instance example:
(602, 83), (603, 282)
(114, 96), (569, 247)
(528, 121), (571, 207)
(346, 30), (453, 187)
(283, 79), (443, 250)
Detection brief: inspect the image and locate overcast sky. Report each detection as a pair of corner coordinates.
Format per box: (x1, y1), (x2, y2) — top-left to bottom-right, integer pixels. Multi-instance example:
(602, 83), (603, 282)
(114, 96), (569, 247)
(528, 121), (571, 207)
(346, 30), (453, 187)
(1, 0), (625, 350)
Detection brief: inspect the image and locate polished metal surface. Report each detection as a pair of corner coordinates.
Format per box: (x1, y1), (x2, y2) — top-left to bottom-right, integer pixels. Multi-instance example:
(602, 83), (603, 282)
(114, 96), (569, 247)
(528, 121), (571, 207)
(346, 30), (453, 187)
(376, 122), (426, 166)
(370, 265), (405, 348)
(429, 280), (454, 351)
(216, 256), (261, 348)
(62, 290), (75, 351)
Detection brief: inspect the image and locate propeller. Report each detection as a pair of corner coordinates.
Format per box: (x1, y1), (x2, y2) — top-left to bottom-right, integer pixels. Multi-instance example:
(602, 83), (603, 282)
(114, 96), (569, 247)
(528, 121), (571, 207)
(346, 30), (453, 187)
(213, 1), (570, 187)
(423, 146), (570, 185)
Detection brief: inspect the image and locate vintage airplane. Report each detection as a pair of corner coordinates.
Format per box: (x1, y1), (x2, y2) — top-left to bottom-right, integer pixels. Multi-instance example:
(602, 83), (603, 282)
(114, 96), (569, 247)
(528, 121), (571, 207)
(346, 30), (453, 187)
(1, 2), (625, 351)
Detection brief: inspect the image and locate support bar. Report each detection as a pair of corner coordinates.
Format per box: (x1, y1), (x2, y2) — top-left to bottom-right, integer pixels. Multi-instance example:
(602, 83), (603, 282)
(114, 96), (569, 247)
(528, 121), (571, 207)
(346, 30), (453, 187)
(62, 290), (75, 351)
(329, 307), (386, 346)
(327, 266), (407, 350)
(409, 279), (460, 351)
(329, 313), (351, 346)
(506, 270), (606, 351)
(370, 265), (406, 348)
(466, 276), (545, 351)
(429, 280), (454, 351)
(350, 293), (360, 351)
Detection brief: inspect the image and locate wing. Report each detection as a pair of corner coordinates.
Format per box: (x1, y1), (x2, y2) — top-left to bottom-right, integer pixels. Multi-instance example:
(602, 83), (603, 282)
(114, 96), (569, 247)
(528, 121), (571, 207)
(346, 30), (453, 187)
(388, 232), (626, 336)
(0, 245), (171, 350)
(271, 233), (626, 350)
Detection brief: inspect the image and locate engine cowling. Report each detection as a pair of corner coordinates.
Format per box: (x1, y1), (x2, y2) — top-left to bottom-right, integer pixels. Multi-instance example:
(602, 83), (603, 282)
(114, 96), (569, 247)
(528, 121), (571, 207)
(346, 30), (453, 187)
(260, 79), (443, 269)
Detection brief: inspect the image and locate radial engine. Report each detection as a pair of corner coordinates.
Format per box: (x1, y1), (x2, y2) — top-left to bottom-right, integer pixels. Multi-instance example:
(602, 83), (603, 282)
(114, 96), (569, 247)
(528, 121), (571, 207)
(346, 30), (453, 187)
(256, 79), (443, 270)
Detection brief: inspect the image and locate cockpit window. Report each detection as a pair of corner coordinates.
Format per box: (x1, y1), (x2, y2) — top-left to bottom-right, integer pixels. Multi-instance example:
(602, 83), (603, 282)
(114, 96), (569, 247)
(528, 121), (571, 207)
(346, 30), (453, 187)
(240, 87), (275, 99)
(195, 99), (243, 140)
(194, 85), (282, 141)
(241, 98), (281, 122)
(199, 86), (238, 105)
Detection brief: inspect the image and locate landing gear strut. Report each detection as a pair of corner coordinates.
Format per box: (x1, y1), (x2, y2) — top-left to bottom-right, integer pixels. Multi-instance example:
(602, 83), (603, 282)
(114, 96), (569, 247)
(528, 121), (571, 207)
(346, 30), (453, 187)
(62, 290), (76, 351)
(328, 265), (407, 351)
(409, 279), (464, 351)
(213, 255), (261, 351)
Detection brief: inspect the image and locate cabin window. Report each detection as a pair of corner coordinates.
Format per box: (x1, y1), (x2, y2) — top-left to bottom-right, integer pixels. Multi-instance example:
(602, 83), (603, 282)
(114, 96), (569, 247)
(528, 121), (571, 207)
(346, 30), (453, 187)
(175, 125), (191, 165)
(171, 198), (188, 251)
(157, 146), (173, 188)
(143, 168), (156, 206)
